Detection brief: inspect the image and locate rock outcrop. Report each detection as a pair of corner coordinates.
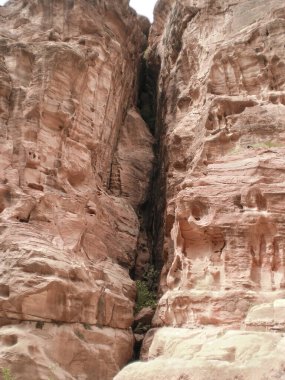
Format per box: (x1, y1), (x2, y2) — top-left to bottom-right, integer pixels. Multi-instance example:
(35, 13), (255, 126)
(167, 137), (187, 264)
(0, 1), (154, 379)
(2, 0), (285, 379)
(116, 0), (285, 379)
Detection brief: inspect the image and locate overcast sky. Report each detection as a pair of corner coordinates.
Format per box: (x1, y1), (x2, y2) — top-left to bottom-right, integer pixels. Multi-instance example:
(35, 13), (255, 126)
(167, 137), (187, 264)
(0, 0), (156, 20)
(130, 0), (156, 21)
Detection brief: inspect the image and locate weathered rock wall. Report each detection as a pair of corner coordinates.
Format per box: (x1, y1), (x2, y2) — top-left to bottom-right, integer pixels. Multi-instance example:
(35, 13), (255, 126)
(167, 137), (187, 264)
(0, 1), (154, 379)
(116, 0), (285, 379)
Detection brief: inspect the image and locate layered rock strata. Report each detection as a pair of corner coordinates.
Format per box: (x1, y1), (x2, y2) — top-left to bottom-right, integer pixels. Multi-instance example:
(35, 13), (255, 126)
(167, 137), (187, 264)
(0, 1), (154, 379)
(116, 0), (285, 379)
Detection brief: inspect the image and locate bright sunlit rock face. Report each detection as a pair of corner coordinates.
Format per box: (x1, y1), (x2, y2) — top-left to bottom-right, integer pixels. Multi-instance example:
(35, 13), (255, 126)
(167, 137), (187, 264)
(130, 0), (156, 21)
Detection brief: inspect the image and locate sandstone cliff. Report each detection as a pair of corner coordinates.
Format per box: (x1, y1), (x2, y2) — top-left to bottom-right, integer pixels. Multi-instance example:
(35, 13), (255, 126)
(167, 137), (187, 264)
(0, 1), (154, 379)
(2, 0), (285, 379)
(116, 0), (285, 379)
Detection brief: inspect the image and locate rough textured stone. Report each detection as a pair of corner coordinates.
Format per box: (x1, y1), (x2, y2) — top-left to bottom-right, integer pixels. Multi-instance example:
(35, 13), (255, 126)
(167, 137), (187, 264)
(2, 0), (285, 379)
(134, 307), (155, 328)
(115, 327), (285, 380)
(0, 322), (133, 380)
(0, 0), (153, 379)
(116, 0), (285, 379)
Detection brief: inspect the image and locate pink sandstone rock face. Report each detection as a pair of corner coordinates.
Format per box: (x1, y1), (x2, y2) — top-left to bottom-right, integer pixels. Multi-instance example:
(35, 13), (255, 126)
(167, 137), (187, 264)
(0, 0), (154, 379)
(2, 0), (285, 379)
(115, 0), (285, 379)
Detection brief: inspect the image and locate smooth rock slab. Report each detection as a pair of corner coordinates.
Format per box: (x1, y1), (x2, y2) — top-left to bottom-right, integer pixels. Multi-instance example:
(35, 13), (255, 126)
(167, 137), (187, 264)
(115, 327), (285, 380)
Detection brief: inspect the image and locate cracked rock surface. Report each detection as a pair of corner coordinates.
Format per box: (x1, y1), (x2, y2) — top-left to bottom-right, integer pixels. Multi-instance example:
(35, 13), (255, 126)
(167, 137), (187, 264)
(0, 0), (153, 379)
(116, 0), (285, 379)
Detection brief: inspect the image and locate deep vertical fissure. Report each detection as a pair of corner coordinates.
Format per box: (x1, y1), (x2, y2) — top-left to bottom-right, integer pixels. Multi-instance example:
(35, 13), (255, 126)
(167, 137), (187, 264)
(130, 31), (167, 360)
(135, 41), (166, 281)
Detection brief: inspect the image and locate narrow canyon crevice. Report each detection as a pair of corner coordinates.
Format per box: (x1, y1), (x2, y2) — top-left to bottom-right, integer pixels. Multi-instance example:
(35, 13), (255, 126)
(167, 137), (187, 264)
(134, 48), (161, 278)
(126, 25), (163, 361)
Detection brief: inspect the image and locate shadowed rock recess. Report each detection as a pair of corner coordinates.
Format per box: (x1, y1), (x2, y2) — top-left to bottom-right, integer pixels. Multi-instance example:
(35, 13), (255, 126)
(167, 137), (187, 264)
(1, 0), (285, 379)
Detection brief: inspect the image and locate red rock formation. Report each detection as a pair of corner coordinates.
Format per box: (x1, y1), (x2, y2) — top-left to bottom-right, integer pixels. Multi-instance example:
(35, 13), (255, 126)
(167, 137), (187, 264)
(0, 1), (153, 379)
(116, 0), (285, 379)
(2, 0), (285, 378)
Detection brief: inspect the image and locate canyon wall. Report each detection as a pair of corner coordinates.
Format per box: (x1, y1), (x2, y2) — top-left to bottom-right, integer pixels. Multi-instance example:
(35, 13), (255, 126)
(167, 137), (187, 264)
(0, 1), (154, 379)
(2, 0), (285, 379)
(116, 0), (285, 379)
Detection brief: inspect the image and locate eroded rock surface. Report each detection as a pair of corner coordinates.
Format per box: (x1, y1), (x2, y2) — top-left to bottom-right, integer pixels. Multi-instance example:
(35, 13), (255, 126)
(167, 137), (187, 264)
(116, 0), (285, 379)
(0, 0), (153, 379)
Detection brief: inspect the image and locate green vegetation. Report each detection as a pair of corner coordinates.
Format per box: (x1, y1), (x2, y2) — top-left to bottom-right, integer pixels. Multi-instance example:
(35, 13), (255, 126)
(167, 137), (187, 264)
(252, 140), (283, 149)
(229, 140), (283, 155)
(1, 368), (14, 380)
(135, 280), (157, 313)
(74, 329), (85, 341)
(135, 265), (158, 313)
